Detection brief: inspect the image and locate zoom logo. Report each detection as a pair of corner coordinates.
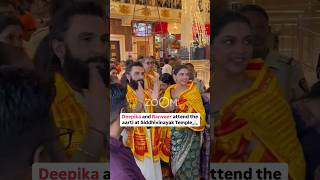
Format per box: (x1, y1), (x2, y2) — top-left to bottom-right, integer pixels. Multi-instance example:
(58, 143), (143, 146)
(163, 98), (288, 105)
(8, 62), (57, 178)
(145, 97), (178, 108)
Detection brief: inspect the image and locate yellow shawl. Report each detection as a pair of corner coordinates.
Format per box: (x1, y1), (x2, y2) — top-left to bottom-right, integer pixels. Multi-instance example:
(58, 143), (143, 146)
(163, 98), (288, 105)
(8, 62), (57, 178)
(212, 59), (305, 180)
(52, 73), (88, 159)
(126, 85), (165, 161)
(144, 70), (157, 90)
(161, 80), (206, 131)
(52, 73), (106, 161)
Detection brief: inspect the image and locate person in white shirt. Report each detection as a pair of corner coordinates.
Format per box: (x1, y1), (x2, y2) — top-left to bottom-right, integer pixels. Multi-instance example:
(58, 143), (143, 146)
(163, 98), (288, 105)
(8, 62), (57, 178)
(161, 57), (175, 75)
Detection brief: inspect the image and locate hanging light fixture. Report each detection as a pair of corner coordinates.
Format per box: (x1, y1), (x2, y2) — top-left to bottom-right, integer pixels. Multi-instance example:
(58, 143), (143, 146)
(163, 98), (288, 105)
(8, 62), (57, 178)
(181, 0), (210, 48)
(131, 0), (163, 58)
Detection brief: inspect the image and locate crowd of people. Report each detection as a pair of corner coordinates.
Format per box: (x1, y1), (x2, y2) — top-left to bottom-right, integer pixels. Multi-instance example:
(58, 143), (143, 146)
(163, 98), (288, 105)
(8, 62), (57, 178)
(110, 54), (209, 179)
(110, 4), (320, 180)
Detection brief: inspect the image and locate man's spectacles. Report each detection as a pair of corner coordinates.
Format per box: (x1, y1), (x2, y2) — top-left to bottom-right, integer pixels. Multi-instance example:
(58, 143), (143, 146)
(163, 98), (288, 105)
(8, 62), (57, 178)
(40, 127), (74, 150)
(56, 128), (74, 150)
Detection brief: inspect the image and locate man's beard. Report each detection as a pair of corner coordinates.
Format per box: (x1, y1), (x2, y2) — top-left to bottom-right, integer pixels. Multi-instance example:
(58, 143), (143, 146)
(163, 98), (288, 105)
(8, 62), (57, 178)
(129, 79), (144, 90)
(62, 49), (107, 91)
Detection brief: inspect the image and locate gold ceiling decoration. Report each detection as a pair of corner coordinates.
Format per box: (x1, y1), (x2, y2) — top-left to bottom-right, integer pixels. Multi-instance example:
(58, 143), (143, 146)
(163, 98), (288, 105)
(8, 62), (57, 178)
(161, 9), (170, 17)
(119, 5), (130, 14)
(141, 8), (152, 16)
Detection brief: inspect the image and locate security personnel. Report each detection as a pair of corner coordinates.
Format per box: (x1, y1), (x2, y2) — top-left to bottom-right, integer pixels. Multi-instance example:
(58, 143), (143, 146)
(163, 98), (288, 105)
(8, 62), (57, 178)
(240, 5), (309, 102)
(265, 51), (309, 101)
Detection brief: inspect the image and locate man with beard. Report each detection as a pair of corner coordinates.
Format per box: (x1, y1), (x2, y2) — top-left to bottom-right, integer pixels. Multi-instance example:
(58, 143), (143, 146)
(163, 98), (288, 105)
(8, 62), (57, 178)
(240, 5), (309, 103)
(123, 62), (163, 180)
(49, 2), (107, 161)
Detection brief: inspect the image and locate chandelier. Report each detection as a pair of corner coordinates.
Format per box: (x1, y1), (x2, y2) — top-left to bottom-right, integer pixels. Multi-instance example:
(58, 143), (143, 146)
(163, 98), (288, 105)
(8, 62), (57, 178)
(181, 0), (210, 48)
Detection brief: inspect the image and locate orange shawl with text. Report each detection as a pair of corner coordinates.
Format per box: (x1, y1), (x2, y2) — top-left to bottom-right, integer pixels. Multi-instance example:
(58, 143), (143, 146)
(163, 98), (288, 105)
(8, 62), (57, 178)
(126, 85), (165, 161)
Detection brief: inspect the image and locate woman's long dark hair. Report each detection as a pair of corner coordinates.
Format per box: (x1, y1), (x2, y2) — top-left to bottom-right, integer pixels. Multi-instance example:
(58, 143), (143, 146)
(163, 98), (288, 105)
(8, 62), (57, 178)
(212, 11), (252, 39)
(212, 12), (253, 72)
(173, 64), (189, 75)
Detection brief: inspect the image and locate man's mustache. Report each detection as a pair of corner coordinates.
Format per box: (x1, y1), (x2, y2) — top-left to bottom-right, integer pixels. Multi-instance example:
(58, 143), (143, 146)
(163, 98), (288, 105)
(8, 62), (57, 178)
(84, 57), (107, 85)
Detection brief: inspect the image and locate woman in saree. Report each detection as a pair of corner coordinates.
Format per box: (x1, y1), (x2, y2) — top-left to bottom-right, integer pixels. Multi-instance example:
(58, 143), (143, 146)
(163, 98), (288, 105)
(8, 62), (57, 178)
(160, 65), (206, 179)
(211, 12), (305, 180)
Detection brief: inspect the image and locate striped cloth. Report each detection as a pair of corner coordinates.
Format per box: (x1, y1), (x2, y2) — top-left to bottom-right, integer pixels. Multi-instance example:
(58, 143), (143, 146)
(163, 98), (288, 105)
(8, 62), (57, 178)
(212, 59), (305, 180)
(52, 73), (106, 161)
